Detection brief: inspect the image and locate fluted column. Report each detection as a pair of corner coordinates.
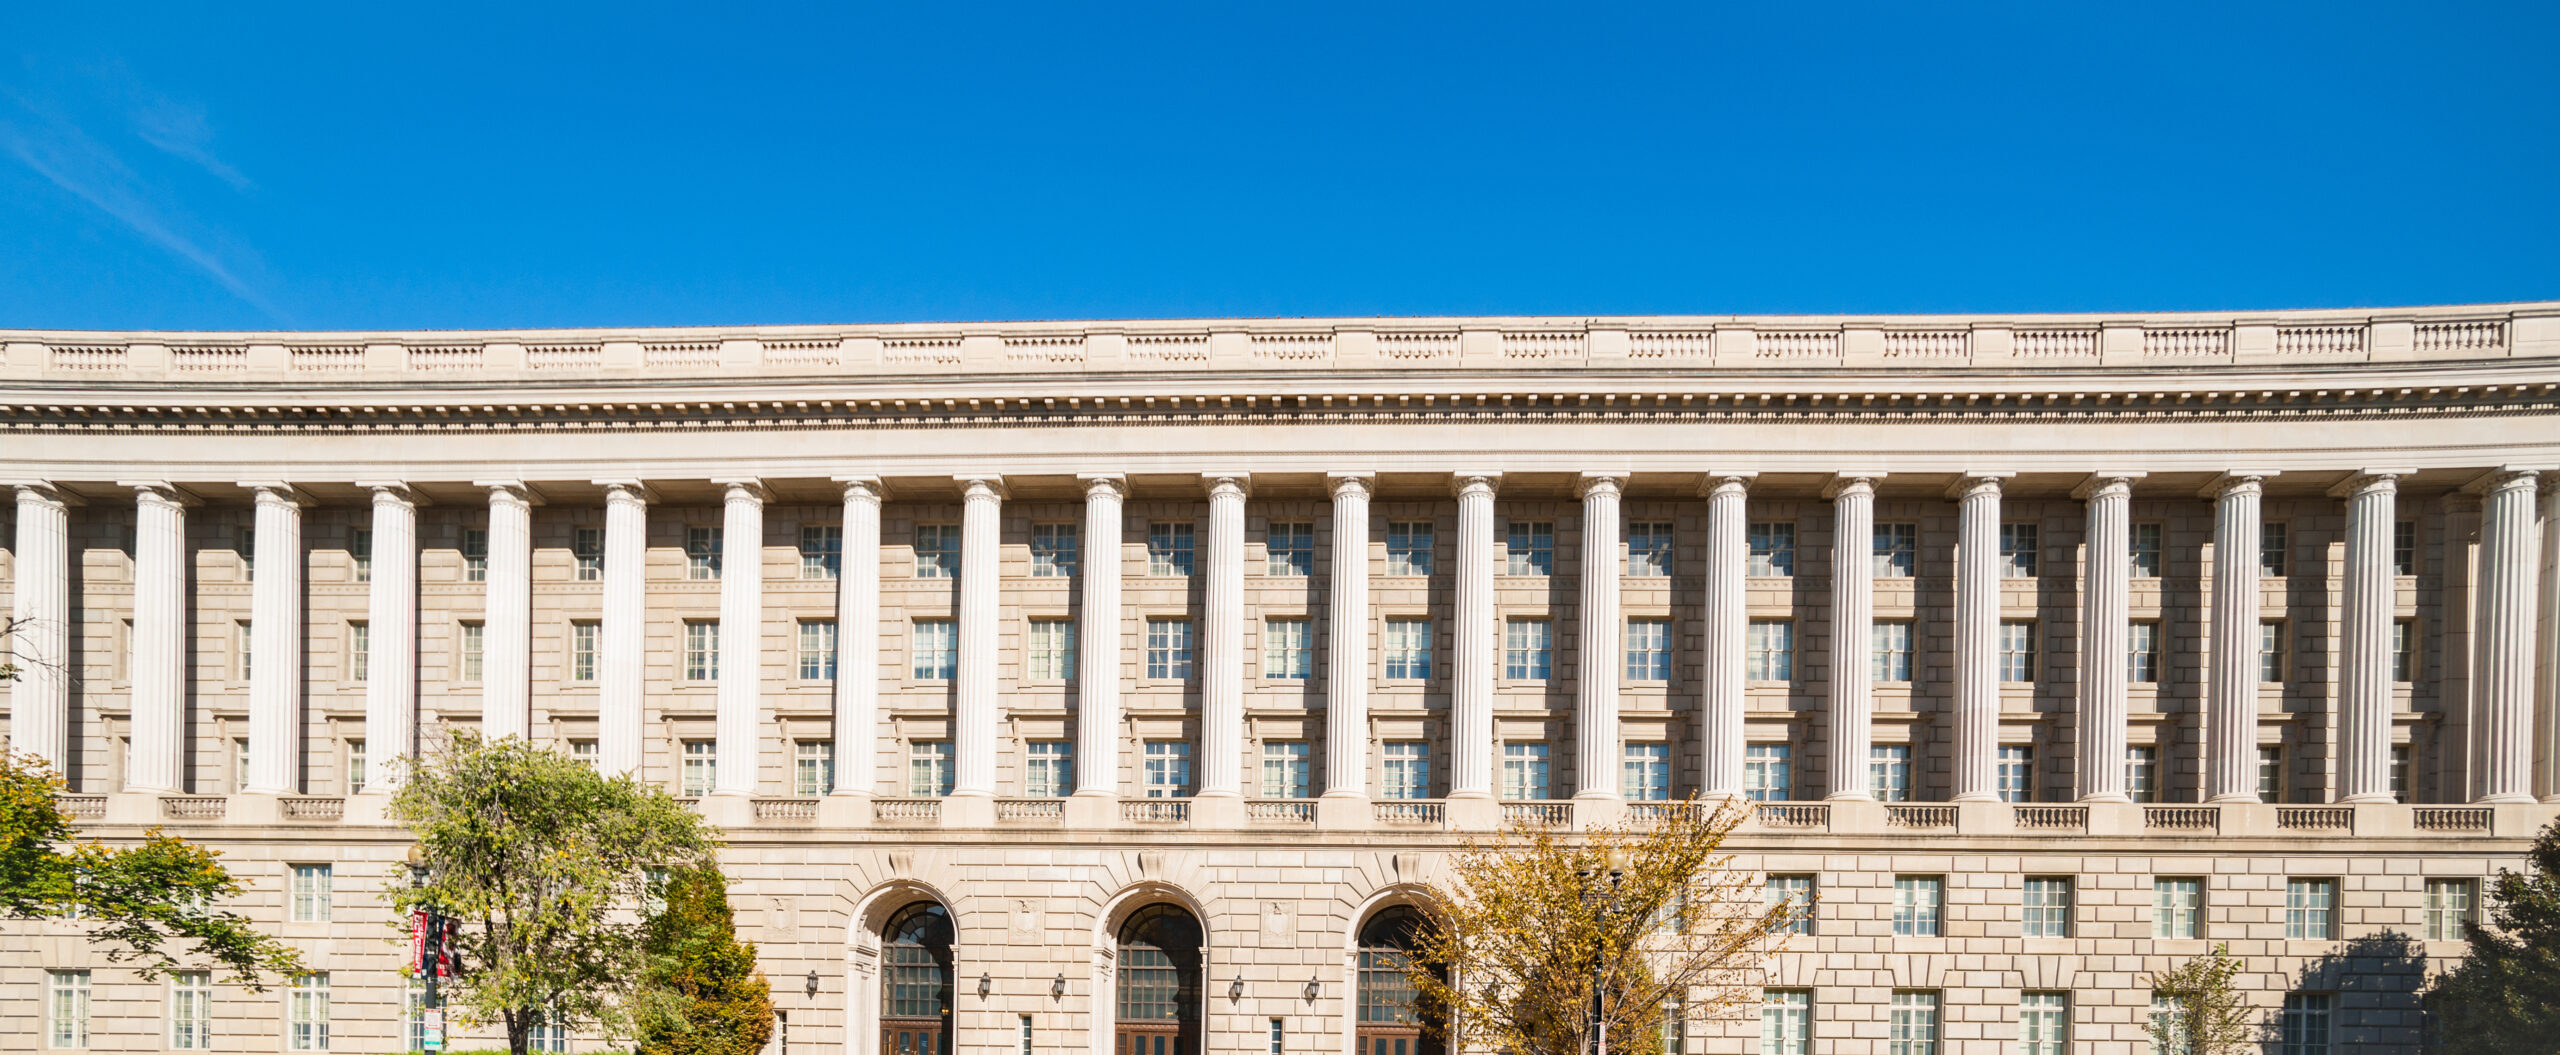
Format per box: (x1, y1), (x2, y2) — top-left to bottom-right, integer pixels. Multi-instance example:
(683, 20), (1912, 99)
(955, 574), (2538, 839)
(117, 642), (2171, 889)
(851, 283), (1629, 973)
(1450, 473), (1501, 799)
(121, 485), (189, 794)
(834, 479), (883, 797)
(2075, 474), (2138, 803)
(596, 482), (650, 779)
(1575, 473), (1627, 801)
(1075, 476), (1125, 798)
(2337, 472), (2401, 803)
(243, 484), (305, 795)
(477, 483), (535, 741)
(1324, 474), (1374, 799)
(952, 476), (1004, 800)
(1949, 474), (2006, 802)
(2473, 468), (2542, 804)
(2204, 472), (2273, 803)
(2542, 477), (2560, 803)
(1699, 474), (1752, 799)
(8, 485), (72, 772)
(361, 484), (420, 788)
(714, 480), (767, 797)
(1199, 475), (1251, 799)
(1824, 474), (1879, 801)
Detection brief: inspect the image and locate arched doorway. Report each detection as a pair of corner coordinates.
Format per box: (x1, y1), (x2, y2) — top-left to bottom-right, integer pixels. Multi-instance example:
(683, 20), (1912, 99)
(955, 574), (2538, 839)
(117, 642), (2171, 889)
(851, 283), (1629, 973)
(1356, 906), (1443, 1055)
(880, 902), (954, 1055)
(1114, 904), (1203, 1055)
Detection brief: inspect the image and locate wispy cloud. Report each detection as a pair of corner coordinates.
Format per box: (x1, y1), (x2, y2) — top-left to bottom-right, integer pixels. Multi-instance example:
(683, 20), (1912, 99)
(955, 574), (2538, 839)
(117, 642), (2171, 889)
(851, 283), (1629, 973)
(129, 91), (253, 191)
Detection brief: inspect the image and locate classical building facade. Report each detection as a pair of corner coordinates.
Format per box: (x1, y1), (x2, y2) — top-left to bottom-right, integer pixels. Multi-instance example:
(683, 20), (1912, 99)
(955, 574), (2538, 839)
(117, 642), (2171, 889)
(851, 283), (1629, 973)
(2, 304), (2557, 1053)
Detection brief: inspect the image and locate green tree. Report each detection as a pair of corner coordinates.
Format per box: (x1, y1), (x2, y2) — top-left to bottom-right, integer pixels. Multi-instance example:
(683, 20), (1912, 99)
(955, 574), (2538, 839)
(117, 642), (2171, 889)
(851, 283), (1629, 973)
(632, 865), (775, 1055)
(2422, 819), (2560, 1052)
(388, 733), (717, 1055)
(2144, 945), (2252, 1055)
(0, 751), (302, 986)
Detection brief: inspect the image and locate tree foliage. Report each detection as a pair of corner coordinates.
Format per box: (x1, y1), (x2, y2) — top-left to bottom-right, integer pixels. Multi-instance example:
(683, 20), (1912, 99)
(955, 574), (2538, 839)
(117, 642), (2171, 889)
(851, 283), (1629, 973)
(1408, 799), (1797, 1055)
(632, 865), (775, 1055)
(387, 733), (718, 1055)
(2144, 945), (2253, 1055)
(2422, 819), (2560, 1052)
(0, 751), (302, 986)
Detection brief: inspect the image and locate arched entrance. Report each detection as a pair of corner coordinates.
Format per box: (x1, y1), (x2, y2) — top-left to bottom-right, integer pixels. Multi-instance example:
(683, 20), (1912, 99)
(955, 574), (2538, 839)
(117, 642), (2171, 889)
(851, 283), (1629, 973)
(1113, 904), (1203, 1055)
(880, 902), (954, 1055)
(1355, 906), (1443, 1055)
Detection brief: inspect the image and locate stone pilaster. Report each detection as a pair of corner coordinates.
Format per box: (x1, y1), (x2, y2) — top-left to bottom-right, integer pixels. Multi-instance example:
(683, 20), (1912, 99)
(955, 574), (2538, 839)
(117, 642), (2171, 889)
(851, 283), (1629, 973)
(243, 484), (306, 795)
(7, 484), (71, 772)
(2074, 473), (2140, 803)
(2335, 472), (2403, 803)
(1824, 473), (1880, 801)
(1449, 473), (1501, 803)
(1323, 473), (1373, 801)
(835, 478), (884, 799)
(1575, 473), (1626, 802)
(1950, 474), (2006, 802)
(951, 476), (1005, 809)
(714, 479), (768, 798)
(476, 482), (535, 741)
(125, 484), (189, 794)
(361, 484), (420, 787)
(2473, 468), (2542, 803)
(1699, 473), (1752, 799)
(596, 482), (651, 779)
(1075, 476), (1125, 803)
(2204, 472), (2275, 803)
(2543, 476), (2560, 803)
(1198, 475), (1250, 800)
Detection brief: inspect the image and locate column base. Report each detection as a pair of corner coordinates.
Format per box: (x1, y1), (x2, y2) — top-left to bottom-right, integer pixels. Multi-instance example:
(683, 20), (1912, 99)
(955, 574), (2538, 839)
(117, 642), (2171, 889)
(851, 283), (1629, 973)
(105, 791), (166, 825)
(941, 791), (995, 829)
(1444, 792), (1499, 832)
(229, 792), (282, 825)
(1064, 791), (1118, 829)
(1316, 794), (1373, 832)
(343, 792), (393, 826)
(1571, 794), (1624, 831)
(820, 793), (873, 828)
(697, 792), (755, 828)
(1189, 792), (1245, 830)
(2082, 801), (2142, 837)
(1825, 797), (1880, 834)
(1954, 799), (2013, 835)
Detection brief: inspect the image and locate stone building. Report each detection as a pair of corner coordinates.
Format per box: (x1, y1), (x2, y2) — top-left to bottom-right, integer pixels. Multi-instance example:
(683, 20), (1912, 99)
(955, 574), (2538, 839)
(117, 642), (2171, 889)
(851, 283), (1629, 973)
(2, 303), (2557, 1053)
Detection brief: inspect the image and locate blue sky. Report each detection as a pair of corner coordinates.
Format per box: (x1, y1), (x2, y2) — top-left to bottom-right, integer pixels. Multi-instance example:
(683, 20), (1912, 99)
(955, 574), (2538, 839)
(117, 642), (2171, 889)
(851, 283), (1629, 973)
(3, 3), (2554, 330)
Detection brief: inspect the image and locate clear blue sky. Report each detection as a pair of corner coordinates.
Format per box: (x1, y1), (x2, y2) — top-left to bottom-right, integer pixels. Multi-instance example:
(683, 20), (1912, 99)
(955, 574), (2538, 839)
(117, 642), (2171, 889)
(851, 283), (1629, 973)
(3, 3), (2554, 331)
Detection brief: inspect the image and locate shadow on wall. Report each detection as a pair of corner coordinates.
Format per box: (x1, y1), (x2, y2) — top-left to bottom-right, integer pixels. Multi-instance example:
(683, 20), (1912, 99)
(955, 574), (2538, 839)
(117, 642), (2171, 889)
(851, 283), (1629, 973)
(2278, 931), (2429, 1051)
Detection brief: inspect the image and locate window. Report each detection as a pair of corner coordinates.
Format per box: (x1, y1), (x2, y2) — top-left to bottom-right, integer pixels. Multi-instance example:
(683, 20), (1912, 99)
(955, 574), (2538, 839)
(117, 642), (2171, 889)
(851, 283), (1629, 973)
(1505, 521), (1554, 575)
(912, 619), (955, 680)
(573, 526), (602, 581)
(2022, 877), (2073, 938)
(2127, 745), (2158, 803)
(570, 740), (598, 769)
(1746, 620), (1794, 682)
(1265, 522), (1313, 576)
(237, 620), (253, 681)
(2018, 992), (2068, 1055)
(1624, 743), (1670, 802)
(914, 524), (959, 579)
(2425, 878), (2475, 941)
(1503, 618), (1553, 680)
(1888, 991), (1939, 1055)
(2130, 621), (2161, 683)
(794, 741), (834, 796)
(1745, 744), (1792, 802)
(1893, 877), (1943, 936)
(240, 526), (255, 577)
(2391, 745), (2411, 803)
(2286, 878), (2336, 939)
(681, 741), (716, 796)
(1144, 618), (1193, 680)
(1872, 621), (1914, 683)
(346, 740), (367, 795)
(1263, 617), (1311, 679)
(349, 621), (371, 683)
(2280, 993), (2333, 1055)
(1146, 522), (1194, 576)
(462, 527), (488, 582)
(169, 970), (212, 1050)
(1143, 741), (1191, 798)
(1626, 618), (1671, 681)
(1658, 995), (1685, 1055)
(683, 620), (718, 681)
(459, 621), (485, 683)
(2261, 521), (2288, 577)
(909, 741), (954, 796)
(1025, 741), (1073, 798)
(288, 972), (330, 1051)
(48, 970), (89, 1050)
(2260, 621), (2287, 683)
(1997, 746), (2034, 803)
(1502, 742), (1551, 800)
(682, 525), (721, 580)
(1382, 742), (1430, 800)
(571, 620), (599, 682)
(1385, 521), (1434, 576)
(2000, 523), (2038, 578)
(2130, 522), (2164, 578)
(1999, 621), (2037, 683)
(1266, 1019), (1282, 1055)
(1870, 744), (1911, 803)
(404, 980), (430, 1053)
(233, 738), (250, 793)
(2150, 993), (2193, 1055)
(2155, 878), (2203, 939)
(1761, 990), (1811, 1055)
(1030, 522), (1078, 578)
(1028, 618), (1076, 680)
(797, 619), (837, 680)
(1874, 522), (1918, 577)
(2259, 746), (2285, 803)
(2394, 520), (2417, 575)
(527, 1008), (568, 1054)
(1383, 617), (1432, 680)
(800, 524), (841, 579)
(1260, 741), (1309, 799)
(1617, 522), (1672, 578)
(352, 528), (372, 583)
(1765, 875), (1815, 935)
(2393, 620), (2416, 682)
(1747, 522), (1795, 576)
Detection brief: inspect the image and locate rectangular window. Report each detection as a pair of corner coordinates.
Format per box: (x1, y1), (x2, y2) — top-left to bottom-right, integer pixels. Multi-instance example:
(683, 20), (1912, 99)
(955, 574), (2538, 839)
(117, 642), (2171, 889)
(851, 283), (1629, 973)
(1659, 995), (1685, 1055)
(2129, 621), (2161, 683)
(2281, 993), (2333, 1055)
(1998, 621), (2037, 683)
(1999, 523), (2039, 578)
(1145, 617), (1194, 680)
(1745, 744), (1793, 802)
(2286, 878), (2336, 940)
(2391, 745), (2411, 802)
(681, 740), (716, 796)
(1873, 522), (1918, 578)
(2261, 621), (2287, 683)
(2130, 521), (2164, 578)
(2022, 877), (2073, 938)
(288, 972), (330, 1051)
(1265, 522), (1313, 577)
(1266, 1019), (1281, 1055)
(459, 621), (485, 683)
(2127, 745), (2158, 803)
(1869, 744), (1911, 803)
(1028, 618), (1077, 681)
(1747, 521), (1796, 576)
(1761, 990), (1811, 1055)
(2260, 745), (2285, 803)
(1503, 618), (1553, 680)
(909, 741), (954, 797)
(1627, 521), (1674, 577)
(912, 619), (955, 680)
(570, 740), (598, 769)
(1872, 621), (1914, 683)
(1626, 618), (1671, 682)
(2393, 620), (2416, 682)
(528, 1009), (568, 1054)
(2155, 877), (2203, 939)
(2018, 992), (2068, 1055)
(1623, 742), (1670, 802)
(1766, 875), (1815, 935)
(1263, 617), (1311, 679)
(2261, 521), (2289, 577)
(1888, 991), (1939, 1055)
(233, 738), (250, 793)
(570, 620), (599, 682)
(1382, 742), (1430, 800)
(1385, 521), (1434, 576)
(1502, 742), (1551, 801)
(169, 970), (212, 1050)
(1997, 745), (2034, 803)
(1143, 741), (1191, 798)
(237, 619), (254, 681)
(684, 525), (721, 580)
(1260, 741), (1310, 799)
(1746, 620), (1794, 682)
(796, 619), (837, 680)
(1505, 521), (1554, 576)
(1025, 740), (1074, 798)
(1383, 617), (1433, 680)
(1893, 877), (1942, 936)
(48, 970), (90, 1050)
(913, 524), (959, 579)
(349, 621), (371, 683)
(800, 524), (842, 580)
(783, 741), (832, 796)
(346, 740), (367, 795)
(683, 620), (718, 681)
(351, 528), (373, 583)
(2425, 878), (2476, 941)
(1030, 522), (1078, 578)
(1146, 522), (1195, 577)
(573, 526), (602, 581)
(2394, 520), (2417, 575)
(462, 527), (488, 582)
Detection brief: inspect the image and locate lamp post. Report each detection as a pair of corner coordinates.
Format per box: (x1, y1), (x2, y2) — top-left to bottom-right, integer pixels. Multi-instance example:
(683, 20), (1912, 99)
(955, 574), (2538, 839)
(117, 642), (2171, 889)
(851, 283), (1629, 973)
(1579, 868), (1625, 1055)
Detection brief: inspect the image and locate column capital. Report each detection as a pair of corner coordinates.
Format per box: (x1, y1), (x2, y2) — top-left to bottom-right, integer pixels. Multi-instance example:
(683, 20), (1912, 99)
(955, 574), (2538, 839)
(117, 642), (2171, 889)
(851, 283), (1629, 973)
(2070, 472), (2147, 500)
(592, 479), (659, 503)
(1201, 473), (1252, 498)
(711, 477), (771, 503)
(471, 480), (546, 506)
(358, 481), (432, 506)
(2199, 470), (2281, 499)
(1819, 472), (1884, 499)
(1943, 472), (2012, 500)
(2465, 465), (2552, 495)
(1450, 471), (1502, 497)
(120, 481), (201, 507)
(1078, 473), (1127, 499)
(2326, 470), (2414, 499)
(2, 481), (79, 507)
(1326, 472), (1374, 498)
(239, 482), (313, 507)
(1699, 473), (1756, 498)
(1574, 472), (1629, 499)
(955, 475), (1008, 500)
(832, 476), (885, 503)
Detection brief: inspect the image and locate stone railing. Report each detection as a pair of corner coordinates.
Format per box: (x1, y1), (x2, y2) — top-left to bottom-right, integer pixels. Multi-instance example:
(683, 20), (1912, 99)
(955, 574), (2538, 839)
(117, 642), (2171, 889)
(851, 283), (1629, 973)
(160, 796), (226, 821)
(2413, 807), (2493, 833)
(57, 795), (106, 820)
(1122, 799), (1190, 825)
(1626, 802), (1709, 829)
(1374, 801), (1447, 826)
(1884, 804), (1957, 829)
(2145, 806), (2220, 833)
(1754, 804), (1829, 829)
(996, 799), (1064, 823)
(2013, 806), (2088, 832)
(279, 797), (344, 821)
(1245, 800), (1316, 826)
(1501, 801), (1573, 829)
(753, 798), (818, 823)
(2275, 807), (2352, 832)
(873, 799), (942, 824)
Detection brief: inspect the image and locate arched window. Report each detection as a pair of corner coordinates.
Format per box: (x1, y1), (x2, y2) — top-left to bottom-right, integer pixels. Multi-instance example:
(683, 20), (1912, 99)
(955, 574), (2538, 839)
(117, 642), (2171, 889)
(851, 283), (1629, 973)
(1115, 904), (1203, 1055)
(881, 903), (953, 1055)
(1357, 906), (1443, 1055)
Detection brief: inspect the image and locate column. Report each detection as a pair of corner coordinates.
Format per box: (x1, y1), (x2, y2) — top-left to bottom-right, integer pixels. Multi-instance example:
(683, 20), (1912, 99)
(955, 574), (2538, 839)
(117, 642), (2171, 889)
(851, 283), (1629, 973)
(1823, 474), (1879, 801)
(121, 485), (188, 794)
(243, 484), (305, 795)
(1575, 473), (1626, 802)
(1198, 475), (1250, 799)
(2336, 472), (2400, 803)
(2074, 474), (2138, 803)
(477, 482), (535, 741)
(596, 482), (651, 779)
(361, 484), (420, 788)
(1698, 474), (1752, 799)
(2473, 468), (2542, 803)
(2203, 472), (2273, 803)
(951, 476), (1004, 801)
(7, 485), (71, 772)
(2542, 477), (2560, 803)
(1449, 473), (1501, 800)
(1324, 473), (1373, 799)
(834, 479), (883, 797)
(714, 480), (767, 797)
(1075, 475), (1125, 799)
(1949, 474), (2005, 802)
